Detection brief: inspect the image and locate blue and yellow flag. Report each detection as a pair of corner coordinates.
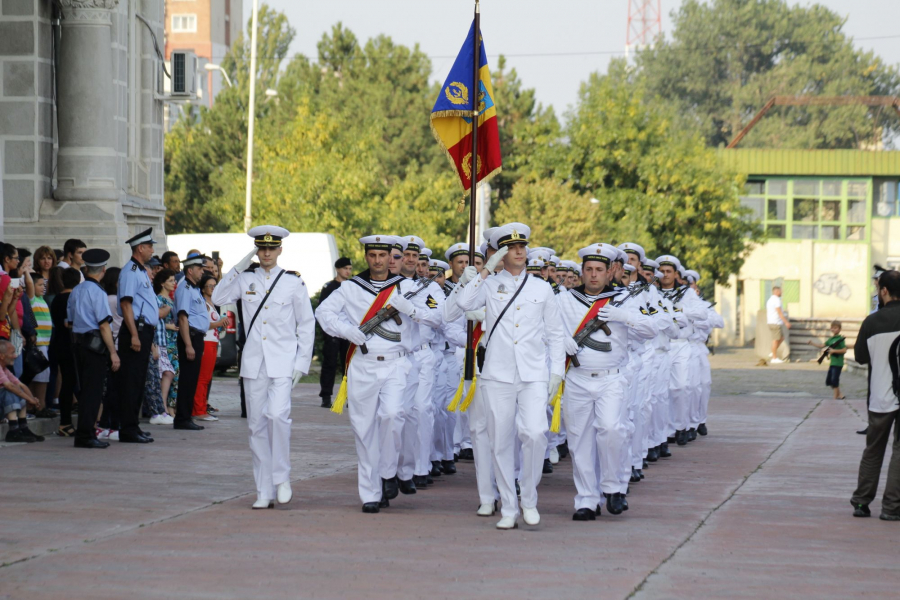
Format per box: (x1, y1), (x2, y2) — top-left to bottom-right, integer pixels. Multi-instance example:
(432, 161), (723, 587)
(431, 20), (502, 194)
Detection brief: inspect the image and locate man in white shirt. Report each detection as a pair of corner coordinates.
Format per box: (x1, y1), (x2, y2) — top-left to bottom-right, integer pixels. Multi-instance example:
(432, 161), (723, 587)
(57, 239), (86, 282)
(458, 223), (565, 530)
(766, 287), (791, 363)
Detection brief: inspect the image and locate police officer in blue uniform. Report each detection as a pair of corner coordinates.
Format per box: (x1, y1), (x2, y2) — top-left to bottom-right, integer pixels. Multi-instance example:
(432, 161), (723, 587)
(174, 254), (210, 430)
(68, 249), (121, 448)
(116, 228), (160, 444)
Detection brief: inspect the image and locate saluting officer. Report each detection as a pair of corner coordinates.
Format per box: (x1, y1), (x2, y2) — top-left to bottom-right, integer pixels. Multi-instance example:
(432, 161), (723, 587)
(212, 226), (315, 510)
(174, 254), (210, 431)
(116, 228), (160, 444)
(68, 249), (121, 449)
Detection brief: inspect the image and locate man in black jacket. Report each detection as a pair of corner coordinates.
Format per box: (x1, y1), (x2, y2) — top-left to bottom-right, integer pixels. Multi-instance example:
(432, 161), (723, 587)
(318, 257), (352, 408)
(851, 270), (900, 521)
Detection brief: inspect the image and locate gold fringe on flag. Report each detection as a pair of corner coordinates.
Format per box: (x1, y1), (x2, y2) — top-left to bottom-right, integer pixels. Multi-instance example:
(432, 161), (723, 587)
(549, 382), (564, 433)
(446, 376), (466, 412)
(331, 376), (349, 415)
(459, 376), (478, 412)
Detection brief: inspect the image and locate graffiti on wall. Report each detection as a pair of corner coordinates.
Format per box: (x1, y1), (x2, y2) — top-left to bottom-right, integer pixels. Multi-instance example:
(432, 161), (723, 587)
(814, 273), (852, 300)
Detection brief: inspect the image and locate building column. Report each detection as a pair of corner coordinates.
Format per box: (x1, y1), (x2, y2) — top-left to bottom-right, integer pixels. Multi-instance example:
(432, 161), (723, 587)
(53, 0), (120, 203)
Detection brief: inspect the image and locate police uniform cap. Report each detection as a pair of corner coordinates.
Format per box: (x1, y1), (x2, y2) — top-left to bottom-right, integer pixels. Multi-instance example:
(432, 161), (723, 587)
(335, 257), (352, 269)
(125, 228), (156, 247)
(182, 255), (205, 268)
(82, 249), (111, 268)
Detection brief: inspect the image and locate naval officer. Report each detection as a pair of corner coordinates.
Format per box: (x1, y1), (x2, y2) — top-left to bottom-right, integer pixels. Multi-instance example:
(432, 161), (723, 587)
(212, 226), (316, 509)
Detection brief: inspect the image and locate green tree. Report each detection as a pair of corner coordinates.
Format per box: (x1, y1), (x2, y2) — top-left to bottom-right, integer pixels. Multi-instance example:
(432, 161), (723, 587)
(638, 0), (900, 149)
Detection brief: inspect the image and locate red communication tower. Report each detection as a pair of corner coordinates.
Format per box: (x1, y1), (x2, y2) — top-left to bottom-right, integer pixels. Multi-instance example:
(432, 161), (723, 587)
(626, 0), (662, 56)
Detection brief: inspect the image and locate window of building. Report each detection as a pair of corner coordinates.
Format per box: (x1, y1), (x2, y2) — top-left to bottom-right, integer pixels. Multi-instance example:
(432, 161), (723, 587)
(873, 179), (900, 218)
(171, 14), (197, 33)
(739, 178), (870, 242)
(760, 279), (800, 310)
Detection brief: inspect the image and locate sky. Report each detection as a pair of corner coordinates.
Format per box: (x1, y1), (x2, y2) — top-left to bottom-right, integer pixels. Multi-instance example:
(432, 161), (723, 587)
(243, 0), (900, 118)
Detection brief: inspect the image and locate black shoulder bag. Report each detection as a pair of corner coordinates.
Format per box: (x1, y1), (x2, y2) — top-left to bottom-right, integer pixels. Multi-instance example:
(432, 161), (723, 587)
(237, 270), (286, 351)
(477, 275), (528, 371)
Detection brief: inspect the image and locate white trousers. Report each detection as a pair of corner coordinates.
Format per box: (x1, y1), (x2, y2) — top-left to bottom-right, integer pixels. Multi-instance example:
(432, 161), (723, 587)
(432, 352), (457, 462)
(696, 346), (711, 426)
(398, 350), (422, 481)
(414, 348), (436, 476)
(638, 346), (657, 457)
(667, 341), (692, 433)
(618, 353), (641, 486)
(466, 378), (499, 505)
(347, 355), (410, 503)
(649, 350), (672, 447)
(481, 373), (548, 519)
(244, 357), (292, 501)
(563, 369), (629, 507)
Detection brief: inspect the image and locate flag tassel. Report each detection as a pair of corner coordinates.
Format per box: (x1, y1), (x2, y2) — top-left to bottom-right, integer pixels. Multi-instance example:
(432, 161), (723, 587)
(331, 376), (349, 415)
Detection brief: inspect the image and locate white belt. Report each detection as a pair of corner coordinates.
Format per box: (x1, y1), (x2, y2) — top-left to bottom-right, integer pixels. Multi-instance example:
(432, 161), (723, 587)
(573, 367), (620, 378)
(671, 338), (688, 344)
(412, 343), (430, 353)
(357, 349), (408, 362)
(431, 341), (449, 350)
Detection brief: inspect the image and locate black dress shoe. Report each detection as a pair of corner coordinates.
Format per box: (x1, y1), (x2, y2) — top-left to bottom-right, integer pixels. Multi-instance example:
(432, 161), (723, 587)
(676, 430), (688, 446)
(137, 429), (154, 442)
(74, 438), (109, 449)
(557, 441), (570, 460)
(637, 469), (644, 480)
(426, 476), (434, 485)
(667, 436), (676, 443)
(572, 508), (596, 521)
(852, 503), (870, 517)
(320, 396), (332, 409)
(622, 497), (629, 511)
(21, 428), (45, 442)
(659, 443), (671, 458)
(382, 477), (399, 500)
(398, 479), (417, 495)
(413, 475), (429, 489)
(459, 448), (474, 461)
(646, 446), (659, 462)
(119, 432), (152, 443)
(642, 459), (648, 469)
(606, 492), (625, 515)
(378, 496), (390, 509)
(430, 461), (443, 477)
(543, 458), (553, 474)
(688, 427), (697, 442)
(362, 502), (380, 514)
(515, 480), (521, 497)
(630, 468), (641, 483)
(5, 429), (34, 443)
(174, 421), (205, 431)
(857, 426), (868, 435)
(697, 423), (708, 436)
(596, 504), (603, 516)
(454, 453), (459, 463)
(441, 460), (456, 474)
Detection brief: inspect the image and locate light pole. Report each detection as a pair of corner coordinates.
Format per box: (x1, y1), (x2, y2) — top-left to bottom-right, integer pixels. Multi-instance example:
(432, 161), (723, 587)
(244, 0), (260, 233)
(203, 62), (233, 88)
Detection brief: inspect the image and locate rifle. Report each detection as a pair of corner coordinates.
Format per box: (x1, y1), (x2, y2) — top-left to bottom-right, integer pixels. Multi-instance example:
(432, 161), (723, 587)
(569, 278), (657, 368)
(359, 273), (439, 355)
(665, 285), (690, 305)
(817, 335), (846, 365)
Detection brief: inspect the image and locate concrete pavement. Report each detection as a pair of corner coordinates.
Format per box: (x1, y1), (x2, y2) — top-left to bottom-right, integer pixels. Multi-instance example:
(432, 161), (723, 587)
(0, 353), (894, 599)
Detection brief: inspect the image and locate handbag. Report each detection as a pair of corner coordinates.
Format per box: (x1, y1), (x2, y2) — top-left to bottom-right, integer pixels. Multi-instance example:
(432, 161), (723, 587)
(477, 275), (528, 371)
(20, 344), (50, 384)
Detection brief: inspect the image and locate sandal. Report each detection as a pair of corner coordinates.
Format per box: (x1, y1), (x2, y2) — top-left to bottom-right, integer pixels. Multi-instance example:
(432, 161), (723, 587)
(57, 425), (76, 437)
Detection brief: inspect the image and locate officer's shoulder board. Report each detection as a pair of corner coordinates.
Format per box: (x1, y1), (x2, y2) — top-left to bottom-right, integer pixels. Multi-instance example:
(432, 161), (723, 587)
(640, 306), (649, 315)
(131, 263), (138, 271)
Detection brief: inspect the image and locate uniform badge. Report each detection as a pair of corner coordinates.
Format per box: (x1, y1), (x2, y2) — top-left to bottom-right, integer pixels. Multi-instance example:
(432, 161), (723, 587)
(640, 306), (649, 315)
(246, 282), (257, 295)
(497, 284), (507, 294)
(426, 294), (438, 309)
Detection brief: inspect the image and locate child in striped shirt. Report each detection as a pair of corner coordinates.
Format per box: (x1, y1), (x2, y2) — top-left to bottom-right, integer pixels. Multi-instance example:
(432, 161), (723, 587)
(28, 273), (52, 402)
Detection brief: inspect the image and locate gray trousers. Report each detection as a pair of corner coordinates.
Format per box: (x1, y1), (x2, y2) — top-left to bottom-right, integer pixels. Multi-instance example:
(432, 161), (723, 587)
(851, 409), (900, 515)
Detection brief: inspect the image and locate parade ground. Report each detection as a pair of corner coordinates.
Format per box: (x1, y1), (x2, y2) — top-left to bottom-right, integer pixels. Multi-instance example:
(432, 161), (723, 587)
(1, 349), (894, 599)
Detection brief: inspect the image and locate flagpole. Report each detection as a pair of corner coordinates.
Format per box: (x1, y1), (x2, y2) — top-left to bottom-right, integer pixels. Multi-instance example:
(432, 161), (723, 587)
(464, 0), (481, 383)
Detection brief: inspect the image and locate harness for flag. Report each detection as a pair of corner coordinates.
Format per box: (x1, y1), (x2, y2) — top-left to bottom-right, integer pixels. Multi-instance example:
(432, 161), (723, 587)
(430, 20), (502, 195)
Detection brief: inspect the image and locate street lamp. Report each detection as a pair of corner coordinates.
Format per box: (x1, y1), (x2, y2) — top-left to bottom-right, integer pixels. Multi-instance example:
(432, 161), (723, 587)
(244, 0), (260, 233)
(203, 62), (233, 88)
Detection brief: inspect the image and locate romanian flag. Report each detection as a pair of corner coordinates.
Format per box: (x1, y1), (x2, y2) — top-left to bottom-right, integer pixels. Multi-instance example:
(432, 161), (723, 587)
(431, 20), (502, 194)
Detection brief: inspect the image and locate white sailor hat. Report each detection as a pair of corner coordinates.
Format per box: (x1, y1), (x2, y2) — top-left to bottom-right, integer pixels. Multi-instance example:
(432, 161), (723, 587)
(419, 248), (433, 261)
(478, 242), (489, 257)
(445, 243), (470, 262)
(526, 258), (544, 272)
(656, 255), (682, 270)
(685, 269), (700, 283)
(248, 225), (289, 248)
(528, 247), (554, 262)
(182, 254), (205, 268)
(578, 244), (617, 266)
(490, 223), (531, 249)
(561, 259), (580, 273)
(654, 269), (663, 278)
(572, 264), (582, 276)
(615, 248), (628, 264)
(618, 242), (646, 262)
(677, 265), (687, 279)
(555, 262), (570, 273)
(125, 228), (157, 247)
(359, 235), (396, 253)
(623, 263), (636, 273)
(549, 255), (561, 267)
(641, 257), (660, 271)
(428, 259), (449, 273)
(82, 249), (110, 268)
(482, 227), (497, 243)
(399, 235), (425, 254)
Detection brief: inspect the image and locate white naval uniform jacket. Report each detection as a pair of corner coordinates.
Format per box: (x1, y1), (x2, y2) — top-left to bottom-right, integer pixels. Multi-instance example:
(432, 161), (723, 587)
(212, 265), (315, 379)
(315, 270), (442, 355)
(558, 286), (656, 371)
(415, 278), (446, 346)
(458, 269), (565, 384)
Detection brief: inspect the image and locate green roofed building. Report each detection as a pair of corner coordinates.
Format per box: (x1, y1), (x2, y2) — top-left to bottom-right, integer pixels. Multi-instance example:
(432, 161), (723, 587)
(714, 149), (900, 356)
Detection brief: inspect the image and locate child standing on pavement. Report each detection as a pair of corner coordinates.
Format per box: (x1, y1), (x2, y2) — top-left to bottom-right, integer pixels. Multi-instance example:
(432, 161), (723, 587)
(807, 320), (850, 400)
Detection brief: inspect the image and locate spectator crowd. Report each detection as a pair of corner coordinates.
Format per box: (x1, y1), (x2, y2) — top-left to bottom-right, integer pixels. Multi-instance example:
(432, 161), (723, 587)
(0, 238), (228, 443)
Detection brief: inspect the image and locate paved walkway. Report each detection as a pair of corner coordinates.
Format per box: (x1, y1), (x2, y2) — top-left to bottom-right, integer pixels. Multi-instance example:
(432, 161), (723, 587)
(1, 352), (894, 599)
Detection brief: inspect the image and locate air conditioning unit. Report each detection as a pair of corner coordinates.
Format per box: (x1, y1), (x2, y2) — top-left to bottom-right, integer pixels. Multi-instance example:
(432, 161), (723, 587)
(170, 50), (197, 96)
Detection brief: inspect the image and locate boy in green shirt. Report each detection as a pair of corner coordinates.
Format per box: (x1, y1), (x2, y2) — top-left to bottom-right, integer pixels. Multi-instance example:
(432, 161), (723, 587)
(806, 320), (849, 400)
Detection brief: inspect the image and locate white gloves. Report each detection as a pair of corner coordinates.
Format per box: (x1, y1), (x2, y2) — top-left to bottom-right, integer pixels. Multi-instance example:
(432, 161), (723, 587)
(345, 327), (368, 346)
(291, 370), (304, 388)
(484, 246), (508, 273)
(235, 248), (258, 273)
(389, 294), (416, 318)
(461, 265), (479, 285)
(598, 305), (628, 323)
(465, 309), (485, 322)
(564, 336), (579, 355)
(548, 374), (563, 399)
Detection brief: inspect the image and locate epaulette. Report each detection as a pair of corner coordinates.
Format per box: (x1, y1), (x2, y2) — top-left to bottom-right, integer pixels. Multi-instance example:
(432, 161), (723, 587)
(131, 263), (138, 271)
(286, 270), (301, 277)
(244, 264), (259, 273)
